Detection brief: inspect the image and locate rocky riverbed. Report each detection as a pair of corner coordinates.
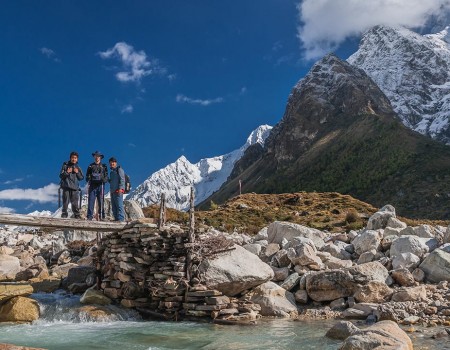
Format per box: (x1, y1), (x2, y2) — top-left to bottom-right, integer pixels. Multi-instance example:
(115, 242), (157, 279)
(2, 202), (450, 348)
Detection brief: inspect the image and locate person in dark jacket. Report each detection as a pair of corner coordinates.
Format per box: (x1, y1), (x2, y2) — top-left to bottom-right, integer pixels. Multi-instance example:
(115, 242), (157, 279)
(86, 151), (108, 220)
(59, 151), (84, 219)
(108, 157), (125, 221)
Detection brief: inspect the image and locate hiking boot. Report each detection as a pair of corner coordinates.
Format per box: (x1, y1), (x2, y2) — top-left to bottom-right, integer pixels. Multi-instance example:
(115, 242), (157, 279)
(74, 215), (81, 219)
(61, 214), (68, 218)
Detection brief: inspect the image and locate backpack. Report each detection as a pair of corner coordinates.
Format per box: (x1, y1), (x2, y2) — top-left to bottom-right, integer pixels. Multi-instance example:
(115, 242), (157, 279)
(90, 164), (106, 184)
(124, 173), (131, 194)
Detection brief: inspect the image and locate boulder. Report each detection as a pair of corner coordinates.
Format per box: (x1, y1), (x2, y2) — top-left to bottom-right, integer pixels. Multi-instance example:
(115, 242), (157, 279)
(294, 290), (308, 304)
(366, 205), (396, 230)
(50, 263), (79, 278)
(198, 244), (274, 296)
(391, 252), (420, 271)
(321, 242), (352, 260)
(0, 246), (14, 255)
(323, 256), (353, 269)
(391, 286), (427, 302)
(340, 320), (413, 350)
(352, 230), (381, 256)
(386, 217), (407, 229)
(280, 273), (300, 291)
(287, 243), (322, 267)
(80, 288), (112, 305)
(306, 262), (389, 302)
(325, 321), (359, 340)
(124, 200), (145, 220)
(353, 281), (393, 303)
(419, 249), (450, 283)
(0, 255), (20, 281)
(390, 236), (429, 259)
(0, 283), (33, 303)
(253, 227), (268, 241)
(247, 281), (298, 317)
(62, 266), (96, 290)
(0, 296), (39, 322)
(356, 250), (376, 264)
(243, 243), (262, 257)
(271, 267), (290, 282)
(271, 248), (289, 267)
(267, 222), (325, 249)
(391, 268), (415, 287)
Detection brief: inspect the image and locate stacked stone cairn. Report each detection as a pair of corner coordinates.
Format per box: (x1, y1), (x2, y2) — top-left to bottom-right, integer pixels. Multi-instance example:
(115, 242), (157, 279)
(99, 219), (261, 322)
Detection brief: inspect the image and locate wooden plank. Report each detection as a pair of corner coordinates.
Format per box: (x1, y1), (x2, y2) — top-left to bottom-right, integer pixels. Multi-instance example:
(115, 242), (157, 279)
(0, 213), (127, 232)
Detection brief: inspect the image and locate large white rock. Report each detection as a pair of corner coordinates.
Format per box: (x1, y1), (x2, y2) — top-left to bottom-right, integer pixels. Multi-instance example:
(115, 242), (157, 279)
(419, 249), (450, 283)
(198, 244), (274, 296)
(366, 205), (396, 230)
(248, 281), (298, 317)
(340, 320), (413, 350)
(267, 222), (326, 249)
(0, 254), (21, 281)
(386, 217), (407, 229)
(124, 200), (145, 220)
(390, 236), (429, 259)
(392, 252), (420, 271)
(305, 262), (389, 302)
(352, 230), (381, 256)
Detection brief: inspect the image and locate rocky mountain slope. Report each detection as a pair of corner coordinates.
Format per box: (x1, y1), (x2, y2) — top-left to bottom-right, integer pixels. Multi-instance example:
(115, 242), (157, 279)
(127, 125), (272, 210)
(201, 54), (450, 219)
(348, 25), (450, 144)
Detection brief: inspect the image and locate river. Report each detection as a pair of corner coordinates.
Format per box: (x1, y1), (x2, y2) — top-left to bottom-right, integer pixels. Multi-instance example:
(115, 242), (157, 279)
(0, 292), (447, 349)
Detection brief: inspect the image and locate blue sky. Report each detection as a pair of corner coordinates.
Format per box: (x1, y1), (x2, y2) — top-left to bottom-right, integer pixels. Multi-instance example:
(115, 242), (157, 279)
(0, 0), (447, 214)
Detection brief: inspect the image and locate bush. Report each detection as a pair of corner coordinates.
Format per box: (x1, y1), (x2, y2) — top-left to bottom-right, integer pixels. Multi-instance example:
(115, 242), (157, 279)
(345, 209), (359, 223)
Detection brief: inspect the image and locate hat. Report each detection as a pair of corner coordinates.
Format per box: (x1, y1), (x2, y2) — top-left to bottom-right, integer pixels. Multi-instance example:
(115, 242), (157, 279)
(92, 151), (104, 159)
(109, 157), (117, 163)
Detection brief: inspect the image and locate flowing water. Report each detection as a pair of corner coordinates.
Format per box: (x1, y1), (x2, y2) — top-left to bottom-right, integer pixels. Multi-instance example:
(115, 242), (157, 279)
(0, 292), (449, 350)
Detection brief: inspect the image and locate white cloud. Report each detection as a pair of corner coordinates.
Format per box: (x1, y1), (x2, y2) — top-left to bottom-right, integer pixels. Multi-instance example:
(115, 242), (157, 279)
(168, 74), (177, 82)
(176, 94), (224, 106)
(39, 47), (61, 62)
(99, 42), (166, 83)
(298, 0), (450, 60)
(128, 143), (137, 148)
(240, 87), (248, 95)
(0, 206), (15, 214)
(3, 178), (24, 185)
(0, 183), (59, 203)
(121, 104), (133, 114)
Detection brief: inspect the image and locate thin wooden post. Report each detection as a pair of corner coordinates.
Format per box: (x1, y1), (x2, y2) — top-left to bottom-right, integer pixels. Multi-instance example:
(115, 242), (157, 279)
(186, 187), (195, 281)
(158, 193), (166, 230)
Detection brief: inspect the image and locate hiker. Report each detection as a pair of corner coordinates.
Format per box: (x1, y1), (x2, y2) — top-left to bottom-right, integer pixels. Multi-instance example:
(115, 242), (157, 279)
(59, 151), (84, 219)
(86, 151), (108, 220)
(109, 157), (125, 222)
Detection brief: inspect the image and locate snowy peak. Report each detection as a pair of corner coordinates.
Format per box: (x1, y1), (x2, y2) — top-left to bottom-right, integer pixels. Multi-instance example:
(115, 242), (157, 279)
(348, 24), (450, 143)
(128, 125), (272, 210)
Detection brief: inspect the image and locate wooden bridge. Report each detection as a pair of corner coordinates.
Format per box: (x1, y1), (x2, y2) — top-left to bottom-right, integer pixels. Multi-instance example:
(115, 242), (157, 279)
(0, 213), (128, 232)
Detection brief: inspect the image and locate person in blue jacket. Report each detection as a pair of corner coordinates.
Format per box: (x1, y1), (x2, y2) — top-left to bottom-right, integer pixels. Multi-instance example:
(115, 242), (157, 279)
(86, 151), (108, 220)
(108, 157), (125, 221)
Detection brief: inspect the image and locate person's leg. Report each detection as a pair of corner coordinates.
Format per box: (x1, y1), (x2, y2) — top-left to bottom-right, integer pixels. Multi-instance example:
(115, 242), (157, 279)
(71, 190), (81, 218)
(111, 193), (118, 220)
(62, 189), (69, 218)
(117, 193), (125, 221)
(95, 186), (103, 220)
(87, 186), (96, 220)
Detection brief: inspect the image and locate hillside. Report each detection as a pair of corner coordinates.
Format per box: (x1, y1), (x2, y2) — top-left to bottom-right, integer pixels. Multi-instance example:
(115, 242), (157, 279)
(143, 192), (448, 235)
(200, 54), (450, 219)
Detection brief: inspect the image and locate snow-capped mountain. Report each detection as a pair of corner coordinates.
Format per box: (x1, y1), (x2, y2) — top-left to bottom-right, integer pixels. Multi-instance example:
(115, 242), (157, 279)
(348, 25), (450, 144)
(128, 125), (272, 210)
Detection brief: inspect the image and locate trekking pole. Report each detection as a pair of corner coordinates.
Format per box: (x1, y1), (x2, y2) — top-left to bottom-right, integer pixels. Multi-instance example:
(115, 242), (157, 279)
(101, 183), (105, 220)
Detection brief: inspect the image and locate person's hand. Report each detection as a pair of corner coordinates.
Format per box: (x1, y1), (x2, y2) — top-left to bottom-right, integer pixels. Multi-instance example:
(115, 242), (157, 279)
(115, 189), (125, 194)
(73, 167), (79, 173)
(67, 167), (73, 173)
